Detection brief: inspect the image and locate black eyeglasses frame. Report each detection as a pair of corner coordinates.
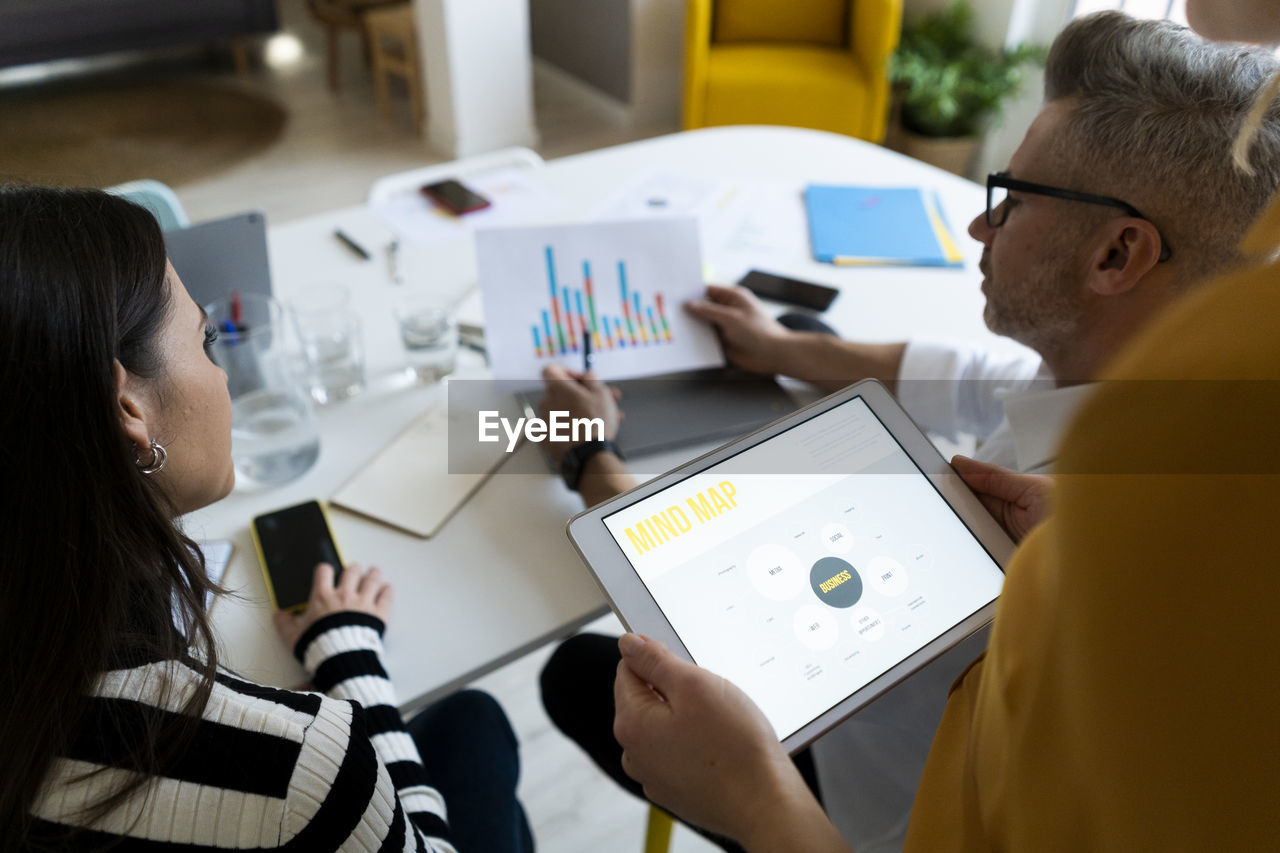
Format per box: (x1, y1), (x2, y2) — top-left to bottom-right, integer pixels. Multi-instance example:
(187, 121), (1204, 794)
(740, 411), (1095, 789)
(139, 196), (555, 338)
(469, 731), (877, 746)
(985, 172), (1172, 262)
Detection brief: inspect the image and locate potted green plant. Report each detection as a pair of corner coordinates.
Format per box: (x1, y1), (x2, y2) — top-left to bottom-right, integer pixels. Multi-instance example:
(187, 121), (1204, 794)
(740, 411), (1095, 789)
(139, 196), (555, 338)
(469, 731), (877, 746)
(887, 2), (1045, 176)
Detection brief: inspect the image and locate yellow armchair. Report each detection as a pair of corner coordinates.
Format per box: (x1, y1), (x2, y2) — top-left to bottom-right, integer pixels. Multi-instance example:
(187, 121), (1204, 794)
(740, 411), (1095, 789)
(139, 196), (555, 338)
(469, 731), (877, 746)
(683, 0), (902, 142)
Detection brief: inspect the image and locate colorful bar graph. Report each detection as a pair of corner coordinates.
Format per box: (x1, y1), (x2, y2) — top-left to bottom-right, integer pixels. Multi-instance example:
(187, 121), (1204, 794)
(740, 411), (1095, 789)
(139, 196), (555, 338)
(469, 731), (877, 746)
(584, 261), (601, 349)
(564, 289), (578, 351)
(533, 247), (674, 359)
(655, 294), (673, 342)
(633, 293), (648, 344)
(546, 247), (566, 355)
(575, 291), (588, 352)
(619, 261), (638, 346)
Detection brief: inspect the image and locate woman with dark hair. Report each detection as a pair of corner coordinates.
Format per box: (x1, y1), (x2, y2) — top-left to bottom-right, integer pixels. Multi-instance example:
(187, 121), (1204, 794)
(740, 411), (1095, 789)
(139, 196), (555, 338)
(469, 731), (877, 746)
(0, 186), (532, 852)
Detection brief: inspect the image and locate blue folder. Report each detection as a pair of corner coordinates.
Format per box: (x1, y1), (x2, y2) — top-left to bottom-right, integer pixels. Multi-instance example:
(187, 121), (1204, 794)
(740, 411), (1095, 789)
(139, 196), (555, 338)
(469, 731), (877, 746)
(804, 185), (964, 267)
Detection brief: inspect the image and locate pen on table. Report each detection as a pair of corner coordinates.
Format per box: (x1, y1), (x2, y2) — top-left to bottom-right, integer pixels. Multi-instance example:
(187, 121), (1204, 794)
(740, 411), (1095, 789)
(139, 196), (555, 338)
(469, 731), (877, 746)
(458, 336), (487, 357)
(334, 229), (371, 260)
(387, 238), (402, 284)
(583, 330), (593, 374)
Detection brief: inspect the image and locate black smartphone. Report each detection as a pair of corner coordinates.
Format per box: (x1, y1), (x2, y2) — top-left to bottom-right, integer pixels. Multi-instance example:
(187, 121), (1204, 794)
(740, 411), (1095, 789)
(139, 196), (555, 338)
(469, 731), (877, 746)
(419, 179), (492, 215)
(250, 500), (344, 613)
(738, 269), (840, 312)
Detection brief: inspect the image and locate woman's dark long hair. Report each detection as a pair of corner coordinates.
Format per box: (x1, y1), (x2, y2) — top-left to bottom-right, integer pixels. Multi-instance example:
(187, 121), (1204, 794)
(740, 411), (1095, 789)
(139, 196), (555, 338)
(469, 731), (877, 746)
(0, 187), (222, 847)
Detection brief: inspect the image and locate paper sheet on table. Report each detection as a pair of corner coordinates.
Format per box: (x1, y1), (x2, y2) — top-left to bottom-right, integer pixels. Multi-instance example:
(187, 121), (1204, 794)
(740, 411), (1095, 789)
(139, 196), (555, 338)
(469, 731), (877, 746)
(475, 218), (725, 381)
(702, 182), (814, 282)
(371, 167), (565, 248)
(330, 404), (506, 538)
(591, 169), (737, 221)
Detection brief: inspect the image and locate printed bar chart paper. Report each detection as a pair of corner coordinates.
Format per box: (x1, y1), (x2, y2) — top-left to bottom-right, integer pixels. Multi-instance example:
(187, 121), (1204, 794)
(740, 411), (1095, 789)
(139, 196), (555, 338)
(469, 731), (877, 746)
(476, 218), (725, 380)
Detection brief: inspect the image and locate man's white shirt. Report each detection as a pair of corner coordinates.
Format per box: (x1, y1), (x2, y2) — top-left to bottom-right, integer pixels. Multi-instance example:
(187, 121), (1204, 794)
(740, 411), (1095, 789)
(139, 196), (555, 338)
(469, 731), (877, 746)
(893, 339), (1096, 473)
(813, 339), (1096, 852)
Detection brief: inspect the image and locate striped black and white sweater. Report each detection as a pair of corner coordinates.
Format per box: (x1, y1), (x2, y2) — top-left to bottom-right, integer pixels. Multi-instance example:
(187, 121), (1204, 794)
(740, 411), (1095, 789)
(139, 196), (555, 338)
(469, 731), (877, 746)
(29, 612), (455, 851)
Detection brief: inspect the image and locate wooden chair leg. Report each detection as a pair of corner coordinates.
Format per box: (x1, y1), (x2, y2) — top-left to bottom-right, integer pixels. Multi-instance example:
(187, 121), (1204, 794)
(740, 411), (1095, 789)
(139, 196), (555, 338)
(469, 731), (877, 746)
(409, 75), (424, 132)
(231, 39), (251, 75)
(370, 48), (391, 120)
(326, 25), (340, 91)
(407, 38), (424, 131)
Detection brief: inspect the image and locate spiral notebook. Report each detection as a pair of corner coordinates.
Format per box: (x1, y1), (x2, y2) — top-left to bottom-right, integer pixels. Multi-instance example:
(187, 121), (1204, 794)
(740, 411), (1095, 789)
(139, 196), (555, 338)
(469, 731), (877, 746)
(804, 185), (964, 267)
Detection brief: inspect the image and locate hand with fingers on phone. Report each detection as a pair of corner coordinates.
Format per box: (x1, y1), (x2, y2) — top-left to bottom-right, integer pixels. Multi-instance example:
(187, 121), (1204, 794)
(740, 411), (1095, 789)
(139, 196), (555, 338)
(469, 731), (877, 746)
(272, 562), (394, 651)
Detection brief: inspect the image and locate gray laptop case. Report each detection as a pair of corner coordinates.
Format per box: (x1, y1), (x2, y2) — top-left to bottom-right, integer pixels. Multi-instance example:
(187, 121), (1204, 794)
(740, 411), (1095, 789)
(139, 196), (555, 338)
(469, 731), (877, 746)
(518, 368), (798, 459)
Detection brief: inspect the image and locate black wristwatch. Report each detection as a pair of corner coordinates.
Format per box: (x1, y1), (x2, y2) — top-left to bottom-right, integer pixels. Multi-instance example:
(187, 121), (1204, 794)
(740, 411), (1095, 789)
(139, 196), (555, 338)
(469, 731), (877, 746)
(560, 439), (624, 492)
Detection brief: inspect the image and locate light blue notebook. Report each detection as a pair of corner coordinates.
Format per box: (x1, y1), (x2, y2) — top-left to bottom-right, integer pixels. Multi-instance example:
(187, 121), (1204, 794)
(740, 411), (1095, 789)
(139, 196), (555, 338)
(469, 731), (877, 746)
(804, 185), (964, 267)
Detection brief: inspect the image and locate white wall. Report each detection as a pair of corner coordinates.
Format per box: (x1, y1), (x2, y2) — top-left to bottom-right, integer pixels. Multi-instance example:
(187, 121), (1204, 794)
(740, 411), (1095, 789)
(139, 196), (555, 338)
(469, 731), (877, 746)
(415, 0), (540, 159)
(630, 0), (684, 126)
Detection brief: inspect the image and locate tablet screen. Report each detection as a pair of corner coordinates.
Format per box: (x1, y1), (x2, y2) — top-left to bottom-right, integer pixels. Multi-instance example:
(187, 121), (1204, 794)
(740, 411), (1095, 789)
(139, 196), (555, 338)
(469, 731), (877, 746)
(601, 395), (1005, 740)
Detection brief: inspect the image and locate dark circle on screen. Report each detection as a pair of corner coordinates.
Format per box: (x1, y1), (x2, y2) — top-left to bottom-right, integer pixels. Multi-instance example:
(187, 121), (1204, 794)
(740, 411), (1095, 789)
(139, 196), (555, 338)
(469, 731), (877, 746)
(810, 556), (862, 608)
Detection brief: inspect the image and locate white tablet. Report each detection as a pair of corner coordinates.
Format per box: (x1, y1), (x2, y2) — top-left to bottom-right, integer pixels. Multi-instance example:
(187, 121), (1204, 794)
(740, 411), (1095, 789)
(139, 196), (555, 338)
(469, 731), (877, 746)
(566, 379), (1013, 752)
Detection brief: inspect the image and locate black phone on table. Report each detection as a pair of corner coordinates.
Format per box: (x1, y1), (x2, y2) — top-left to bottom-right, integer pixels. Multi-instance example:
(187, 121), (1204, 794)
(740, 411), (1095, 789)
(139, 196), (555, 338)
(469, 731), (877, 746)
(419, 179), (492, 215)
(250, 500), (344, 613)
(738, 269), (839, 312)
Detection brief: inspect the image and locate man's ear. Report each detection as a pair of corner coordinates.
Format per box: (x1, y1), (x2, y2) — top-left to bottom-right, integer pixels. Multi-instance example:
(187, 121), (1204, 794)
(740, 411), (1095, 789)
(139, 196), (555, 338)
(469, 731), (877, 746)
(1086, 219), (1164, 297)
(115, 359), (153, 454)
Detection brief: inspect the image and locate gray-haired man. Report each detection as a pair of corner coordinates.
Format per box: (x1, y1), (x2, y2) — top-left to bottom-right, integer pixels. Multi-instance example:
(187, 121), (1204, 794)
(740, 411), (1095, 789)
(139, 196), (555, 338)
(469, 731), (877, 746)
(538, 11), (1280, 852)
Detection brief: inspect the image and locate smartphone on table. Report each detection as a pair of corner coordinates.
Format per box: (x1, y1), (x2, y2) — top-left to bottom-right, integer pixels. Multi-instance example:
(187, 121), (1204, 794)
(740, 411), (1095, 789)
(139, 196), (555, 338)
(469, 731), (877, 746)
(420, 179), (492, 216)
(738, 269), (840, 312)
(250, 500), (344, 613)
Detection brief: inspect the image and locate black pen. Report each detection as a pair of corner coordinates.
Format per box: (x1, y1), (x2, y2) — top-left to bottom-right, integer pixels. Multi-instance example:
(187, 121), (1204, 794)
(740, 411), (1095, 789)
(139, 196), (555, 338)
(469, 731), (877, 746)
(334, 229), (371, 260)
(583, 329), (593, 374)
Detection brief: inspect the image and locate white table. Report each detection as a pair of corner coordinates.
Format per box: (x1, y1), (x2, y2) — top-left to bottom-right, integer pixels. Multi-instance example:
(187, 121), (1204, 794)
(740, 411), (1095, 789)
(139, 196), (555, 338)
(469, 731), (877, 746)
(192, 126), (1030, 713)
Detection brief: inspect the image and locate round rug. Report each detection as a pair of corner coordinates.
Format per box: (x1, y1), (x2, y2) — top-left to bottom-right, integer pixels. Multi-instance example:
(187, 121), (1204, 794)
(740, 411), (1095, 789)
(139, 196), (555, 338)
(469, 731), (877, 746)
(0, 78), (287, 189)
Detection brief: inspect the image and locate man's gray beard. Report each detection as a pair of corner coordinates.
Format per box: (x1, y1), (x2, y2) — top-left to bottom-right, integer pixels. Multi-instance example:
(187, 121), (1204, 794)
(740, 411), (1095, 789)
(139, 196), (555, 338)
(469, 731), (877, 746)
(982, 285), (1081, 360)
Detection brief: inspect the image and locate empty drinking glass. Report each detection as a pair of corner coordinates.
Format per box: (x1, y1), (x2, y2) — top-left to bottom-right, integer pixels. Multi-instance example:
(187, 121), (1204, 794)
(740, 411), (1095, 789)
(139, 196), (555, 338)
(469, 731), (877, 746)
(293, 283), (366, 404)
(394, 286), (458, 383)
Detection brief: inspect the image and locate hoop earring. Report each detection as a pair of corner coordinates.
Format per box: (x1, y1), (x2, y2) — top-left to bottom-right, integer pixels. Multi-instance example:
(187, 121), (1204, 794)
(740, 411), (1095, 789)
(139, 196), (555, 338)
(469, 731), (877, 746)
(136, 438), (168, 475)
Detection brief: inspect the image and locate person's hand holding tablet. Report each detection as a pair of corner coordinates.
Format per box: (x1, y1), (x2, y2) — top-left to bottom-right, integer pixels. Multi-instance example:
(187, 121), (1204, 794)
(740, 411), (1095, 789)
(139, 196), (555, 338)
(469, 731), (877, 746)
(568, 379), (1013, 753)
(951, 455), (1054, 543)
(613, 633), (851, 851)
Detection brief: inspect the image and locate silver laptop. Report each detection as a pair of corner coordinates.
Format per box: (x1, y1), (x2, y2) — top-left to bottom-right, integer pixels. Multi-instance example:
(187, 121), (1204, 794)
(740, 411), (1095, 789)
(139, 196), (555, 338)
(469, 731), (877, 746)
(164, 211), (272, 308)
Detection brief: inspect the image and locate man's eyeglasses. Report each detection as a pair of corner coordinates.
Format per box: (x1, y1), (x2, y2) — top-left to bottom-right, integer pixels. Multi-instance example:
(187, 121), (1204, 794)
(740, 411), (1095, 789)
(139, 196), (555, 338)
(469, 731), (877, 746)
(986, 172), (1172, 262)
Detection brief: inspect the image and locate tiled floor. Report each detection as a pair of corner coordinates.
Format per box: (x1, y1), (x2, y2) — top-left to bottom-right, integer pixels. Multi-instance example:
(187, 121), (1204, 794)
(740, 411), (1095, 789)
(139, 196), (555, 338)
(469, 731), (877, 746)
(0, 2), (718, 849)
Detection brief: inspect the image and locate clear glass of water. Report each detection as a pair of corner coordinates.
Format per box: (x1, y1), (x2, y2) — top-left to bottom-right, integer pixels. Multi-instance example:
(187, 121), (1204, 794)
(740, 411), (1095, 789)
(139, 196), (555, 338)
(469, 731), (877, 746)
(393, 286), (458, 384)
(292, 284), (366, 404)
(204, 294), (320, 487)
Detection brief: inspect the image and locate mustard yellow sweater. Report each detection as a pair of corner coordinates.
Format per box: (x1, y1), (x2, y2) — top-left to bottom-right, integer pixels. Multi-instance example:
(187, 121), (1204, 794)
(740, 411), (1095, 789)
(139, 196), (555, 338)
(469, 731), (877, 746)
(906, 200), (1280, 850)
